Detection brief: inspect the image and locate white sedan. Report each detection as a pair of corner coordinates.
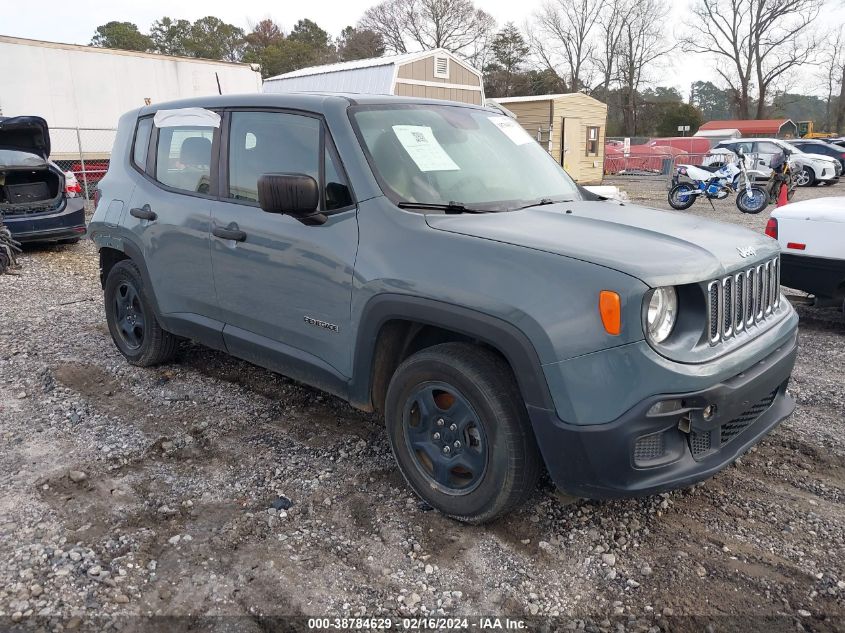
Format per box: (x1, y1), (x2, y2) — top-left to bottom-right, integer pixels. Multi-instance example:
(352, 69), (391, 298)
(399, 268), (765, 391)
(768, 197), (845, 310)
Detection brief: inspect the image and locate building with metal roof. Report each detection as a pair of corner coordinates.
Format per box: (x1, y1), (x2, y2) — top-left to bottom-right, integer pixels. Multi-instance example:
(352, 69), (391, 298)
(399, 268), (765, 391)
(698, 119), (798, 138)
(263, 49), (484, 105)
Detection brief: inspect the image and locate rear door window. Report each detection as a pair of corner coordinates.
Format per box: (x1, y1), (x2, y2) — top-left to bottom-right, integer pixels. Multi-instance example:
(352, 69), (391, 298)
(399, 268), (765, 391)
(155, 126), (215, 194)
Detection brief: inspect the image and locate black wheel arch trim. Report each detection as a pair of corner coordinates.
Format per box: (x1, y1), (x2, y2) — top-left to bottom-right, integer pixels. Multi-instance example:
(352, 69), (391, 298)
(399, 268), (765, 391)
(349, 294), (556, 413)
(96, 235), (226, 351)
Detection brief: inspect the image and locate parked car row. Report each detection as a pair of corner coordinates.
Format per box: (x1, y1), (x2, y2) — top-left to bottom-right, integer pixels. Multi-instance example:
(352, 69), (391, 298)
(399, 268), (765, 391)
(607, 135), (845, 189)
(710, 138), (842, 187)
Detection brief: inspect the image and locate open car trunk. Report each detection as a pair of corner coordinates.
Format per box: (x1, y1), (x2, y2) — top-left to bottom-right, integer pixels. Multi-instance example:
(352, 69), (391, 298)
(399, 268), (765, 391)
(0, 153), (64, 214)
(0, 117), (63, 215)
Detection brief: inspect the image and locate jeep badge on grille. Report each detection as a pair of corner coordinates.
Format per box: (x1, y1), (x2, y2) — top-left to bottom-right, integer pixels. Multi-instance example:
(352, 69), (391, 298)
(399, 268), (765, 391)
(737, 246), (756, 258)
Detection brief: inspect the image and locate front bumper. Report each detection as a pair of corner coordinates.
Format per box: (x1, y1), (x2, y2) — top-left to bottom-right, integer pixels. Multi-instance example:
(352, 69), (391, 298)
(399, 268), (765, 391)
(2, 197), (86, 243)
(529, 331), (797, 498)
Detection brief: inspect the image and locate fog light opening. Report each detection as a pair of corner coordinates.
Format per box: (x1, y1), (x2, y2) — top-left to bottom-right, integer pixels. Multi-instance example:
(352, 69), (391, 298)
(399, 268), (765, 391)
(646, 399), (683, 416)
(703, 404), (716, 420)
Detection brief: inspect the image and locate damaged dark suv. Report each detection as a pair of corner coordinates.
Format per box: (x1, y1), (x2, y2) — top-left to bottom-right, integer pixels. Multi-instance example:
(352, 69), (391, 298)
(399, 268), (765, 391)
(0, 116), (86, 243)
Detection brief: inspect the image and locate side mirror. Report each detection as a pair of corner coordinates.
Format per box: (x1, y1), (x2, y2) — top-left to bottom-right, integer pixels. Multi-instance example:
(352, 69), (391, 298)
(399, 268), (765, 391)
(257, 173), (321, 221)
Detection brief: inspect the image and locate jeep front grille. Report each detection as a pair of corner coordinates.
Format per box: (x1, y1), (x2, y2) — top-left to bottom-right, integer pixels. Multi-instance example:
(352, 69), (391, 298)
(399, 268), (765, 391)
(707, 257), (780, 345)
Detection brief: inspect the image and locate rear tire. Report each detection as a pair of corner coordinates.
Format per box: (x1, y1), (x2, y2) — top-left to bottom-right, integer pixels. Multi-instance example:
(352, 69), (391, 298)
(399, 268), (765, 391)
(384, 343), (541, 524)
(104, 260), (178, 366)
(668, 183), (697, 210)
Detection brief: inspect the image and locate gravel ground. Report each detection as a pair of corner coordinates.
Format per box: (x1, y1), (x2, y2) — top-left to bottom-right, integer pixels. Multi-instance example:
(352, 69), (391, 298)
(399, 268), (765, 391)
(1, 183), (844, 633)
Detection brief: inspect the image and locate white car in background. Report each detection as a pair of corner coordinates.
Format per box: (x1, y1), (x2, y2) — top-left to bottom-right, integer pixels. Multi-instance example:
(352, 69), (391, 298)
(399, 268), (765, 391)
(767, 197), (845, 312)
(714, 138), (841, 186)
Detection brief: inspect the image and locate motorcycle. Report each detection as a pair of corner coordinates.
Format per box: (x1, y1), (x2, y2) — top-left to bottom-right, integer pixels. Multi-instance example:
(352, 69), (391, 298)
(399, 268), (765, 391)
(667, 160), (744, 210)
(735, 150), (796, 214)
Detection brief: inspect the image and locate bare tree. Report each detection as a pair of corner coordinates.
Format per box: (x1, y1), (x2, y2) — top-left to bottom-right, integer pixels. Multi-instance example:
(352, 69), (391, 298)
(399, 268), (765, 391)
(593, 0), (635, 97)
(530, 0), (606, 93)
(358, 0), (495, 60)
(681, 0), (822, 119)
(617, 0), (673, 133)
(359, 0), (408, 53)
(818, 29), (844, 131)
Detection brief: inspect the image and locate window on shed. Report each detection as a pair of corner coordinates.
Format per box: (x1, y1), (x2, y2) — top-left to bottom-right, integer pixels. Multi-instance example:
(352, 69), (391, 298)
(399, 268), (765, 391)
(585, 126), (600, 156)
(434, 55), (449, 79)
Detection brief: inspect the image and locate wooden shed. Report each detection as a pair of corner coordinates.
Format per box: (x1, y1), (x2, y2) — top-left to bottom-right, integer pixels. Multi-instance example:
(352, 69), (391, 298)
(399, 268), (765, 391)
(263, 49), (484, 105)
(491, 93), (608, 183)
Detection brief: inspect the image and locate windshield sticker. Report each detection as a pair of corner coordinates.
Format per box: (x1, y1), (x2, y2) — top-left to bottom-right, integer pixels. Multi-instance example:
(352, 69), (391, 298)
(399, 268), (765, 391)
(488, 116), (534, 146)
(392, 125), (460, 172)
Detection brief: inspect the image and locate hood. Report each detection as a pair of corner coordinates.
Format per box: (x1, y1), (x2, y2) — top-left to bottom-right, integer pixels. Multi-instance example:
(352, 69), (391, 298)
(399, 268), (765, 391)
(796, 151), (837, 165)
(425, 201), (779, 287)
(0, 116), (50, 160)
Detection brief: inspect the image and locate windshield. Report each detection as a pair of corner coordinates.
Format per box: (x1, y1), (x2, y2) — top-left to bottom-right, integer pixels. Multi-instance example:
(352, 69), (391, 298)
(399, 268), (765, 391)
(350, 104), (581, 211)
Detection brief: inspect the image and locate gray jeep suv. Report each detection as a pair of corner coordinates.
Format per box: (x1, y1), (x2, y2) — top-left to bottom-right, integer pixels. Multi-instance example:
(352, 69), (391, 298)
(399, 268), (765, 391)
(88, 94), (798, 523)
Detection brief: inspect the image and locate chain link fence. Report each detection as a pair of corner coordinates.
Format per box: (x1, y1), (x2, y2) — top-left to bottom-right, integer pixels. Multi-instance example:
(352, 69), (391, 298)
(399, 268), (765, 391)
(49, 127), (117, 201)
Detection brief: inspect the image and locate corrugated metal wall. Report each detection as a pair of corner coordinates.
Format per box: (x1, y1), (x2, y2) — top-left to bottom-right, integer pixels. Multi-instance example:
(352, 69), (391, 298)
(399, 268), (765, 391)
(263, 66), (395, 95)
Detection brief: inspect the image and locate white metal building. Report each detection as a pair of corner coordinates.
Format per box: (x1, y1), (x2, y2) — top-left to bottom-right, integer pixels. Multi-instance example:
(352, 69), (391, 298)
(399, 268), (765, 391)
(263, 49), (485, 105)
(0, 35), (263, 155)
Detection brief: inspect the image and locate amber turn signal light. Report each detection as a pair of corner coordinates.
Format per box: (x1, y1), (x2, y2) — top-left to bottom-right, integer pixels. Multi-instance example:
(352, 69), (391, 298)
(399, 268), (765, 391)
(599, 291), (621, 336)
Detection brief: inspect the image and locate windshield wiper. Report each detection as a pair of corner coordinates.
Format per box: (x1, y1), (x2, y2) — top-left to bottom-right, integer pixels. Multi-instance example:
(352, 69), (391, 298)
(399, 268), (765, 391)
(397, 201), (493, 214)
(513, 197), (573, 211)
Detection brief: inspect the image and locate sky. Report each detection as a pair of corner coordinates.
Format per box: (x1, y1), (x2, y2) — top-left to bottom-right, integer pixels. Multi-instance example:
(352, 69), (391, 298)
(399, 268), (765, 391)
(1, 0), (837, 99)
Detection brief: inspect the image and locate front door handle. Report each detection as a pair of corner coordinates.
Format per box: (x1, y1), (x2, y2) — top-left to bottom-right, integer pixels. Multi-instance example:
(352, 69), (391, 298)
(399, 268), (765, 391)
(130, 204), (157, 221)
(212, 226), (247, 242)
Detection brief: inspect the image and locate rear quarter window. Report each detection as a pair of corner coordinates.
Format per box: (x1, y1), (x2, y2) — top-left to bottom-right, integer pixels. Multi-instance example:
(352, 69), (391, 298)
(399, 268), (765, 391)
(132, 117), (153, 172)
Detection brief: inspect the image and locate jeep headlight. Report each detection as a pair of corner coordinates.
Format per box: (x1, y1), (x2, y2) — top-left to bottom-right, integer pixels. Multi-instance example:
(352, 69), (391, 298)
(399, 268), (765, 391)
(645, 286), (677, 343)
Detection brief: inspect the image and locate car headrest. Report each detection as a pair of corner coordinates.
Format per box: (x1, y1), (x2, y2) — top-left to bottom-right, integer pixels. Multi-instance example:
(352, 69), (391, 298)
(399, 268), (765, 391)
(180, 136), (211, 167)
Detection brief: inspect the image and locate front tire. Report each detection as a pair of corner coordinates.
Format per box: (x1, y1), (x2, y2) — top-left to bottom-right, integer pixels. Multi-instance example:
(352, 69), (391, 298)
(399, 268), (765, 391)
(104, 260), (178, 366)
(384, 343), (541, 524)
(668, 183), (697, 210)
(736, 186), (768, 214)
(795, 166), (815, 187)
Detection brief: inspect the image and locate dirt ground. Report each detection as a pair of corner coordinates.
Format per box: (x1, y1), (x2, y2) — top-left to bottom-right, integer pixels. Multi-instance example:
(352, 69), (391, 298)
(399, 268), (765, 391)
(0, 180), (844, 633)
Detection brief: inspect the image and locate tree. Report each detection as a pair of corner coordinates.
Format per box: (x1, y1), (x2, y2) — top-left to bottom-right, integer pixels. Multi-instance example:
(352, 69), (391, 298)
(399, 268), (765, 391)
(690, 81), (732, 121)
(256, 40), (320, 77)
(245, 18), (284, 51)
(681, 0), (823, 119)
(149, 17), (192, 56)
(654, 103), (704, 137)
(616, 0), (672, 134)
(289, 19), (332, 53)
(530, 0), (606, 93)
(359, 0), (408, 53)
(336, 26), (385, 61)
(817, 30), (845, 132)
(593, 0), (634, 99)
(90, 21), (153, 51)
(358, 0), (496, 59)
(243, 19), (286, 77)
(484, 23), (529, 96)
(186, 16), (245, 61)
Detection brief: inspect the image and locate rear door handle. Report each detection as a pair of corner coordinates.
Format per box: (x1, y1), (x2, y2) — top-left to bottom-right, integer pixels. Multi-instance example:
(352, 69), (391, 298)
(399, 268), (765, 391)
(130, 204), (157, 221)
(212, 226), (247, 242)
